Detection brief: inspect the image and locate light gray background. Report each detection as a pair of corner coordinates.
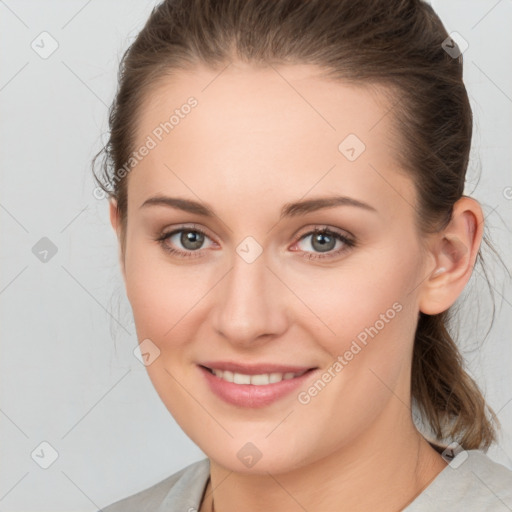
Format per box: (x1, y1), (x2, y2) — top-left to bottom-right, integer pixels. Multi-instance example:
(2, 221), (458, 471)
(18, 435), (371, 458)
(0, 1), (511, 510)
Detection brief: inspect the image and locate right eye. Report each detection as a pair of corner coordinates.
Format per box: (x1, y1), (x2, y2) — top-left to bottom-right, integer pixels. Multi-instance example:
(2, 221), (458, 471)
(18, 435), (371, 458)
(156, 225), (216, 258)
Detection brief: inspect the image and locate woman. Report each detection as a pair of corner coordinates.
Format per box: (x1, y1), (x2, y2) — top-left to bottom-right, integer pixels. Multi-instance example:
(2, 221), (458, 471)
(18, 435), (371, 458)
(94, 0), (512, 510)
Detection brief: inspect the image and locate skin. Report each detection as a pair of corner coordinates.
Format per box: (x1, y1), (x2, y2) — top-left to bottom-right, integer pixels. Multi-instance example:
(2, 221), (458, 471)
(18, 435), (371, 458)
(109, 61), (483, 512)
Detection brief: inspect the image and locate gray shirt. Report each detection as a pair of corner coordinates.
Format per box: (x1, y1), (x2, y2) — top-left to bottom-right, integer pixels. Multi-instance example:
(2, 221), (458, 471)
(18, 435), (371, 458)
(101, 450), (512, 511)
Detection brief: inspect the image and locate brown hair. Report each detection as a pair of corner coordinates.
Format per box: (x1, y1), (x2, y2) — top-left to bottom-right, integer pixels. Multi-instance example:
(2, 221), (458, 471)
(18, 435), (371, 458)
(93, 0), (503, 450)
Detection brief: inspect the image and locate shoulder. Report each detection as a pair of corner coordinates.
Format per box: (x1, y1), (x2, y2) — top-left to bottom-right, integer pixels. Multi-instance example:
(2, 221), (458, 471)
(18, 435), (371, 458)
(405, 449), (512, 511)
(100, 458), (210, 512)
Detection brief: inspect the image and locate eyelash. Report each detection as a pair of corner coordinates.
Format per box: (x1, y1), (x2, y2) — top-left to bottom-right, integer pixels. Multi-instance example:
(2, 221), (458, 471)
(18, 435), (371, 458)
(155, 225), (356, 261)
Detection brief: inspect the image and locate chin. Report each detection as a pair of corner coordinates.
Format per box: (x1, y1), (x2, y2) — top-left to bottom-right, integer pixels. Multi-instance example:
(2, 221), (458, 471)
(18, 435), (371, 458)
(198, 436), (315, 475)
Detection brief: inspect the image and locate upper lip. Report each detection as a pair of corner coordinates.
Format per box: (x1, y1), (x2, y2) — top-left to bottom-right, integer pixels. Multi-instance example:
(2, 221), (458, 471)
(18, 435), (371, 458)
(199, 361), (317, 375)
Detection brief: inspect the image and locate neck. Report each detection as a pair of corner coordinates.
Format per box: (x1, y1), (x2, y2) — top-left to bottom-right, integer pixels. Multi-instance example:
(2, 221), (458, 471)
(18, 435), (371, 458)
(201, 406), (447, 512)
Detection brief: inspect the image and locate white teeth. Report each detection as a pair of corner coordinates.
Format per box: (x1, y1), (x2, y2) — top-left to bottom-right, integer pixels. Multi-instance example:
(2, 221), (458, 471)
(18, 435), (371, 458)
(233, 372), (251, 384)
(251, 374), (270, 385)
(210, 369), (306, 385)
(269, 372), (283, 383)
(219, 370), (234, 382)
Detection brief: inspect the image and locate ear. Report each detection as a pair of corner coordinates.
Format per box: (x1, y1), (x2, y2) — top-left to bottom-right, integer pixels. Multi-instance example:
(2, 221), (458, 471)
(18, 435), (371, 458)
(109, 199), (126, 282)
(418, 196), (483, 315)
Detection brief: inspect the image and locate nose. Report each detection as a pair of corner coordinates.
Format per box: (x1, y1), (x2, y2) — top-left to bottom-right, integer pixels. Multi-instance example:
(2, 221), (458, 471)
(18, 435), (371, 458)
(211, 250), (289, 347)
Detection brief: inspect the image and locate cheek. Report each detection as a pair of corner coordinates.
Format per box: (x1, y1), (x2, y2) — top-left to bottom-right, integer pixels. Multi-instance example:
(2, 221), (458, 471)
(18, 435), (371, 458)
(123, 246), (203, 413)
(287, 244), (423, 414)
(123, 241), (220, 357)
(292, 281), (418, 453)
(124, 243), (185, 339)
(291, 256), (420, 355)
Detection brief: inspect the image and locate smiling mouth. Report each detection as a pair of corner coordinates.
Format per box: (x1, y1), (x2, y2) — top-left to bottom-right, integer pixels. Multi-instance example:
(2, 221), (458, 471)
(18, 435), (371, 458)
(201, 365), (316, 385)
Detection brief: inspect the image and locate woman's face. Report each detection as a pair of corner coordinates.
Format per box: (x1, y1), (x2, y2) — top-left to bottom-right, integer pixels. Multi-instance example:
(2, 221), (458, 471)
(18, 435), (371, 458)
(112, 62), (435, 473)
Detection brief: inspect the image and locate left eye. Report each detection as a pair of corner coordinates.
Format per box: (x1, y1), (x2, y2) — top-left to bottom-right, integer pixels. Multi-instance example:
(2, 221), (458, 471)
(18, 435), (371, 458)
(294, 229), (354, 256)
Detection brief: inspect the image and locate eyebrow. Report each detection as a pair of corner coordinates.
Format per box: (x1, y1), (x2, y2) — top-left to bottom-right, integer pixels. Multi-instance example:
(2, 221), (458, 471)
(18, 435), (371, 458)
(280, 195), (377, 217)
(139, 194), (377, 218)
(140, 196), (214, 216)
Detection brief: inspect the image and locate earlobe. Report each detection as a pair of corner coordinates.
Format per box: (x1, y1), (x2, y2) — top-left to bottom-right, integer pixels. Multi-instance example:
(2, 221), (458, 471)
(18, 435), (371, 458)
(109, 199), (119, 232)
(418, 197), (483, 315)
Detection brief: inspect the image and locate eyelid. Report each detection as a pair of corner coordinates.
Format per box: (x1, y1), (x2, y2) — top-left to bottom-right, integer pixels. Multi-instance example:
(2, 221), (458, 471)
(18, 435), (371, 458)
(293, 224), (355, 241)
(159, 223), (217, 243)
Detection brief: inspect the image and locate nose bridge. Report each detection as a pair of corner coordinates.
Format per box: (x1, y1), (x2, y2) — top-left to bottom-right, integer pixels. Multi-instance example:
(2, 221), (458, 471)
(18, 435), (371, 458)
(212, 248), (287, 344)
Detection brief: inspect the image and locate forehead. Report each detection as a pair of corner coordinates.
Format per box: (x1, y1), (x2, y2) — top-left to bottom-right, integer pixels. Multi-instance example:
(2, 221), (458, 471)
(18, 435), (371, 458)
(136, 62), (395, 149)
(128, 62), (414, 219)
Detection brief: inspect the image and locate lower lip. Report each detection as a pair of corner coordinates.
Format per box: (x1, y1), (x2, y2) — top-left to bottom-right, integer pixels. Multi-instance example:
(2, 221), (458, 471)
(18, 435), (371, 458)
(198, 365), (318, 408)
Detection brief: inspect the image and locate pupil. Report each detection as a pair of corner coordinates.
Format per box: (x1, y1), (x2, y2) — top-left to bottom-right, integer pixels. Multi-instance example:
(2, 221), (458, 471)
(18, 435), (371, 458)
(312, 232), (335, 253)
(181, 230), (204, 250)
